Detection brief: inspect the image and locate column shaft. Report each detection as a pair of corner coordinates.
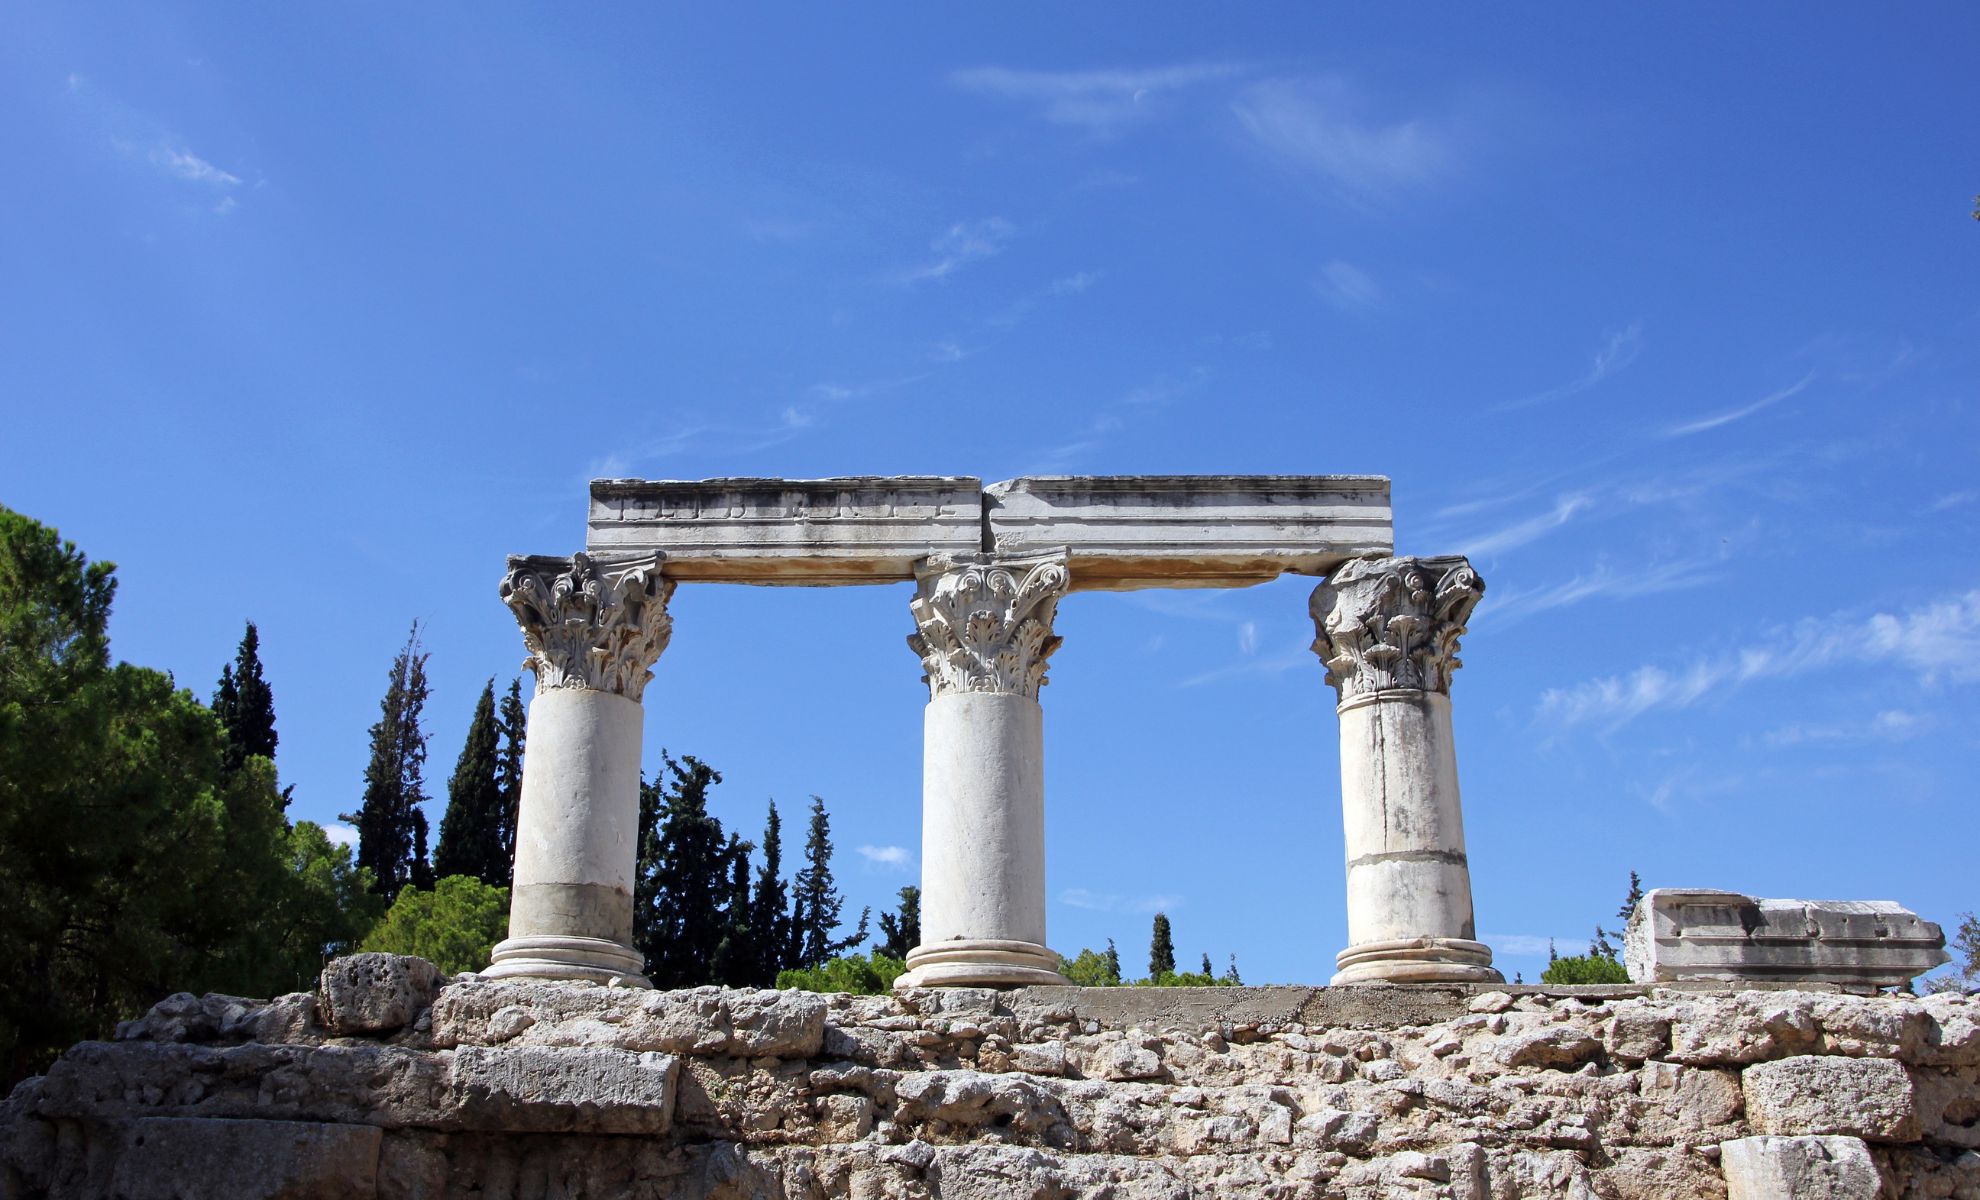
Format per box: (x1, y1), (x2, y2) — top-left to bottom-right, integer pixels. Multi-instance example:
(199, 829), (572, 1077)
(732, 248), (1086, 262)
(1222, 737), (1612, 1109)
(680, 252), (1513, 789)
(483, 552), (671, 988)
(1312, 555), (1502, 985)
(899, 552), (1070, 988)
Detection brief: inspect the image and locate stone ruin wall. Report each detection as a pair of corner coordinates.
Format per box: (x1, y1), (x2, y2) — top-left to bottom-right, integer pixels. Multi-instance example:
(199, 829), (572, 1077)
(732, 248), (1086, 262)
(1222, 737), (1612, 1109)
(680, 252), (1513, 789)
(5, 959), (1980, 1199)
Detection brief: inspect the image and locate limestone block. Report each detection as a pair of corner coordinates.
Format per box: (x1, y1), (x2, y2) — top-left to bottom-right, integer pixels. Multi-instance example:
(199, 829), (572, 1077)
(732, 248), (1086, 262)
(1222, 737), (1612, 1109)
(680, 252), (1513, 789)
(1743, 1056), (1920, 1142)
(1627, 889), (1947, 987)
(1720, 1135), (1887, 1200)
(319, 954), (442, 1036)
(586, 476), (983, 583)
(109, 1117), (381, 1200)
(449, 1045), (678, 1134)
(985, 474), (1392, 589)
(431, 982), (825, 1058)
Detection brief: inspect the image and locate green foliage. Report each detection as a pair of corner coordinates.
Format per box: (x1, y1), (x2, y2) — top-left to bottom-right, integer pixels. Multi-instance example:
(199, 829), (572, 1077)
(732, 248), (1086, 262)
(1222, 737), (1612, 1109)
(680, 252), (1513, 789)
(273, 821), (386, 990)
(790, 795), (869, 970)
(637, 754), (756, 988)
(876, 886), (920, 961)
(212, 620), (279, 782)
(359, 875), (509, 975)
(1541, 954), (1631, 985)
(1148, 912), (1175, 978)
(432, 680), (506, 887)
(1061, 947), (1123, 986)
(342, 624), (433, 900)
(776, 952), (906, 995)
(743, 800), (793, 987)
(0, 508), (324, 1083)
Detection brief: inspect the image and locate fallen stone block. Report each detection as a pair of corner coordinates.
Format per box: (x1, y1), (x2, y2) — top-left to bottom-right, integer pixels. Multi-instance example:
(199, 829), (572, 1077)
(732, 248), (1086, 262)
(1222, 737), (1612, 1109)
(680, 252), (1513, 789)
(1743, 1056), (1920, 1142)
(110, 1117), (381, 1200)
(450, 1045), (677, 1134)
(319, 954), (443, 1036)
(1720, 1135), (1887, 1200)
(1627, 889), (1947, 987)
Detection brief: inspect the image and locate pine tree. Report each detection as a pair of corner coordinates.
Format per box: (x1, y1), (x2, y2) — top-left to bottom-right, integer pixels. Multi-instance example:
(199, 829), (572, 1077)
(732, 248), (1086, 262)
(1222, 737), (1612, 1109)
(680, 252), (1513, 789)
(1617, 871), (1645, 922)
(341, 623), (433, 900)
(877, 886), (921, 960)
(212, 621), (279, 783)
(494, 678), (526, 888)
(1224, 954), (1242, 986)
(749, 801), (792, 986)
(432, 680), (506, 886)
(1149, 912), (1175, 978)
(790, 795), (869, 969)
(1104, 938), (1122, 985)
(1200, 952), (1214, 977)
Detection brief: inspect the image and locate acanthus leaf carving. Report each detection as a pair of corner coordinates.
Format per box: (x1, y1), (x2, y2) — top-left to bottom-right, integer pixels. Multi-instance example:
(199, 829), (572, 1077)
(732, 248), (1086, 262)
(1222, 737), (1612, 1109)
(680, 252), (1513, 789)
(501, 552), (674, 701)
(908, 552), (1071, 700)
(1309, 555), (1483, 700)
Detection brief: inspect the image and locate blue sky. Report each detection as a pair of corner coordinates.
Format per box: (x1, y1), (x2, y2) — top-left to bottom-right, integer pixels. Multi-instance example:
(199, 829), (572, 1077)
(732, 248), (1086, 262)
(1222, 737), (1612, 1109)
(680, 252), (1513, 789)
(4, 6), (1977, 985)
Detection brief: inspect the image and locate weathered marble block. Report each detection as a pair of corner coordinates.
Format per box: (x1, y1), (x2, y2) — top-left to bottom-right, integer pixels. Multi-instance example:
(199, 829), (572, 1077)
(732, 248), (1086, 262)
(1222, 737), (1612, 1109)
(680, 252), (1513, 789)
(1626, 888), (1948, 988)
(986, 474), (1393, 590)
(587, 476), (984, 584)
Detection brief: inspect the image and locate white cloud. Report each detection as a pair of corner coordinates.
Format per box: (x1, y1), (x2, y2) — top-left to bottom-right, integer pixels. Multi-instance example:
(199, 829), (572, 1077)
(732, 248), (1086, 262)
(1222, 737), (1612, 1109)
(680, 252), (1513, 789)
(1058, 888), (1183, 914)
(323, 824), (359, 848)
(1763, 709), (1931, 748)
(1315, 260), (1381, 310)
(153, 146), (241, 187)
(1455, 492), (1593, 558)
(1497, 323), (1643, 411)
(856, 844), (912, 867)
(1050, 271), (1099, 295)
(903, 218), (1014, 284)
(1481, 558), (1718, 625)
(1237, 621), (1259, 654)
(1537, 589), (1980, 730)
(950, 62), (1244, 132)
(1929, 491), (1976, 512)
(1232, 77), (1449, 207)
(1663, 373), (1814, 438)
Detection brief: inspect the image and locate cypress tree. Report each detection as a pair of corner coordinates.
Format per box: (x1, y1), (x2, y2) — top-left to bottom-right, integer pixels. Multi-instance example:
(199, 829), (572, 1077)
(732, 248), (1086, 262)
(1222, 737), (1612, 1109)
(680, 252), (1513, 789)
(750, 801), (792, 985)
(710, 832), (756, 985)
(877, 885), (921, 960)
(1200, 951), (1214, 977)
(1104, 938), (1122, 985)
(432, 679), (505, 886)
(1149, 912), (1175, 978)
(790, 795), (868, 969)
(212, 621), (279, 780)
(341, 623), (433, 900)
(494, 678), (526, 887)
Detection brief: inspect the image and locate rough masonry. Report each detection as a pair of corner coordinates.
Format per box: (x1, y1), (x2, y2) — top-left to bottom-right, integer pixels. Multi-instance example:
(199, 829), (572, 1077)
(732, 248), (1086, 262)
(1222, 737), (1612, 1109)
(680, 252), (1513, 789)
(5, 958), (1979, 1199)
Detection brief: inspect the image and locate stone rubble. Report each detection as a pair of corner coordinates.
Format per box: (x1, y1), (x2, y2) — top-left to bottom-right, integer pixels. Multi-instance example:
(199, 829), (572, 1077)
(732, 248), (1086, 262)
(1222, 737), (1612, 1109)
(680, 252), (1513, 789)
(3, 957), (1979, 1199)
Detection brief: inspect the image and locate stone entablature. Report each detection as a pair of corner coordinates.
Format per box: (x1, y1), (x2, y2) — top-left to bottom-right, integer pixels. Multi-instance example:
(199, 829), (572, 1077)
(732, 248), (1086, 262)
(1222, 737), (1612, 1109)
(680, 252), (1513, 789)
(585, 474), (1394, 590)
(1628, 889), (1951, 988)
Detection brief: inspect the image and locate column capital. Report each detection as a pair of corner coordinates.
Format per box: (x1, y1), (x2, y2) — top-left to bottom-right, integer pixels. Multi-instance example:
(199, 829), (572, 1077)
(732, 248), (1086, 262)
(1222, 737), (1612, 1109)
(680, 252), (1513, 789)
(501, 552), (674, 702)
(1309, 555), (1483, 701)
(908, 551), (1070, 700)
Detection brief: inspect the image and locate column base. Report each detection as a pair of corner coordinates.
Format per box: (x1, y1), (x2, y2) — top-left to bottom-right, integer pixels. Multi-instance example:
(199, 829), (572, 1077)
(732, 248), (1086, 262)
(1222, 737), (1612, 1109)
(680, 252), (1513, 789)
(897, 939), (1070, 989)
(1331, 936), (1503, 985)
(483, 934), (652, 988)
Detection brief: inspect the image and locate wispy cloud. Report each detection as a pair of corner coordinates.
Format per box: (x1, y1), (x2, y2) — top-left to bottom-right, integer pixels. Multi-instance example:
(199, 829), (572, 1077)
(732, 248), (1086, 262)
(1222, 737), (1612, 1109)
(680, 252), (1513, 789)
(67, 74), (250, 210)
(1537, 589), (1980, 730)
(1662, 373), (1814, 438)
(1497, 323), (1643, 412)
(1315, 260), (1381, 311)
(591, 406), (819, 473)
(1058, 888), (1183, 914)
(1030, 367), (1208, 471)
(1232, 77), (1450, 208)
(1050, 271), (1099, 296)
(1932, 491), (1978, 512)
(857, 845), (913, 868)
(1763, 709), (1931, 748)
(1455, 492), (1593, 558)
(153, 146), (241, 187)
(951, 62), (1244, 133)
(903, 218), (1014, 284)
(1481, 558), (1719, 625)
(1177, 642), (1313, 688)
(323, 824), (358, 848)
(1237, 621), (1259, 654)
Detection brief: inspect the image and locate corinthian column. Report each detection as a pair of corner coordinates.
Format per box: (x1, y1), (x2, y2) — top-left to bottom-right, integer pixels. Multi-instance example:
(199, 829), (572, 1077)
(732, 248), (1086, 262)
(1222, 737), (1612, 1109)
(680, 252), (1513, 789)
(1309, 555), (1503, 985)
(897, 552), (1072, 988)
(482, 552), (672, 987)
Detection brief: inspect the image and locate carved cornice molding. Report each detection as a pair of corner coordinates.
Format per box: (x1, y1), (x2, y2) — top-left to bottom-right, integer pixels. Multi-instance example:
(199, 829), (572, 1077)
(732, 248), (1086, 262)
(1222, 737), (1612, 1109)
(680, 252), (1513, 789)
(1309, 555), (1483, 700)
(908, 552), (1071, 700)
(501, 552), (674, 701)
